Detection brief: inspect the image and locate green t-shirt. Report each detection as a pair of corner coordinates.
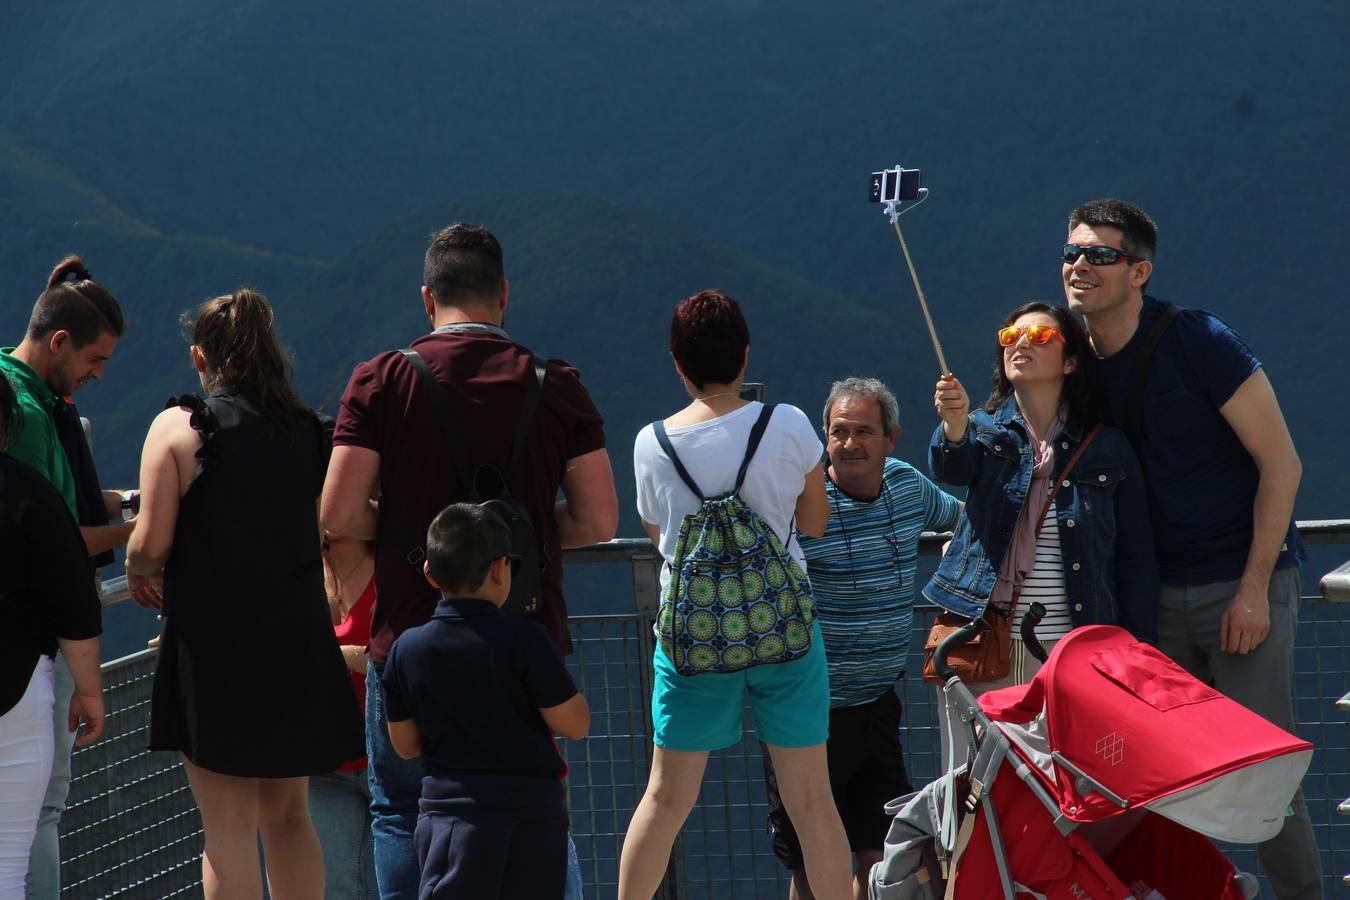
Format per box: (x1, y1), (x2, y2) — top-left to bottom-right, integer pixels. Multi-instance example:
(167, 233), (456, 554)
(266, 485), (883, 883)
(0, 348), (77, 516)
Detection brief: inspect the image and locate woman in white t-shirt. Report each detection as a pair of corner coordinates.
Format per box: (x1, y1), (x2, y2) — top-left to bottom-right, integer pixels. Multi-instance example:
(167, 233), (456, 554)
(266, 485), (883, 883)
(617, 291), (851, 900)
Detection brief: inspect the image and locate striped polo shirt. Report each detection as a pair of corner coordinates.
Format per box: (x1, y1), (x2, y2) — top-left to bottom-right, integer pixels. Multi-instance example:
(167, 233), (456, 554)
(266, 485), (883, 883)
(801, 457), (961, 707)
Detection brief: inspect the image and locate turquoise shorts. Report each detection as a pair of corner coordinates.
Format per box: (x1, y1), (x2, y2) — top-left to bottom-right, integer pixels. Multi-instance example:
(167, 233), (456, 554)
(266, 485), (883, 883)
(651, 620), (830, 752)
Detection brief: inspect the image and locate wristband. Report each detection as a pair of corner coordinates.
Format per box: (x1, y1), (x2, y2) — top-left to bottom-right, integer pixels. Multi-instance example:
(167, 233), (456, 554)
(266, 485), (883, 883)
(120, 490), (140, 517)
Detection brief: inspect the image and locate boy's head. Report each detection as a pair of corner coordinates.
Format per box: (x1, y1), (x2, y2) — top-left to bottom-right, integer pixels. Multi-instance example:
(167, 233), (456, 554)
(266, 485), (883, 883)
(423, 502), (515, 604)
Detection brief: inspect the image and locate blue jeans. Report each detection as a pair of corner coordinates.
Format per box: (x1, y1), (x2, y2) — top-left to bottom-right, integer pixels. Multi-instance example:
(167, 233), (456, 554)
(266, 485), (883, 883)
(565, 832), (583, 899)
(311, 769), (378, 899)
(366, 662), (424, 899)
(26, 652), (75, 899)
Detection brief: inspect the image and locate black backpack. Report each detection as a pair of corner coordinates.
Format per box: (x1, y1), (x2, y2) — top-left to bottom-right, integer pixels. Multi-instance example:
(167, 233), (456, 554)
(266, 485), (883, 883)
(396, 349), (548, 617)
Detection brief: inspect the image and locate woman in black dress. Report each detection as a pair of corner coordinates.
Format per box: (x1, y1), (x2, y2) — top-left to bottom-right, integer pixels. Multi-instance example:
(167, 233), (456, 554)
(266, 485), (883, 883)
(127, 290), (362, 899)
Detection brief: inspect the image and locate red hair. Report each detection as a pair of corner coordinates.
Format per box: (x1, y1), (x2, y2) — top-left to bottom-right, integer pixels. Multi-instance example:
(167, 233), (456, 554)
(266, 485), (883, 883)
(669, 289), (749, 390)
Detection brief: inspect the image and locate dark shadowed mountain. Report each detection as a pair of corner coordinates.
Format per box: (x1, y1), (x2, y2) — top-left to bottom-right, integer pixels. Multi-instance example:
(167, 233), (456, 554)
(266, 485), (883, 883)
(1, 1), (1347, 657)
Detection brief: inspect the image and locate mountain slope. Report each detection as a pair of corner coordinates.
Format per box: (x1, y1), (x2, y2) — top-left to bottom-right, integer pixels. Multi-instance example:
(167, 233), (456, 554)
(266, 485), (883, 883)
(293, 189), (940, 526)
(1, 0), (1346, 515)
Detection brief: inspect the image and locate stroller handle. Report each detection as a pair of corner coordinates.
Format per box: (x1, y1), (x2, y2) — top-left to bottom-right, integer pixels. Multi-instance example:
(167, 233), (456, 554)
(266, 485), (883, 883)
(1020, 601), (1048, 663)
(934, 615), (989, 682)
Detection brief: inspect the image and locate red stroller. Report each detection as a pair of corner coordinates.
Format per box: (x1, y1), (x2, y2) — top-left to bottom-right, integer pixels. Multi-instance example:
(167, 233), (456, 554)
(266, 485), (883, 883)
(870, 615), (1314, 900)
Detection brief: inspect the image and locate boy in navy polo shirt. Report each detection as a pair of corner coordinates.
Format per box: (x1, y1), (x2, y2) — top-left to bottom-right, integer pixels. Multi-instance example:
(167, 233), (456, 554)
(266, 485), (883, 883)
(383, 503), (589, 899)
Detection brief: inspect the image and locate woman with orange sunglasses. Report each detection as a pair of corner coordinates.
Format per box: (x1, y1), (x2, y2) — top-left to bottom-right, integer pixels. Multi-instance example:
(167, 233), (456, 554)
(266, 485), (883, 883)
(922, 301), (1158, 689)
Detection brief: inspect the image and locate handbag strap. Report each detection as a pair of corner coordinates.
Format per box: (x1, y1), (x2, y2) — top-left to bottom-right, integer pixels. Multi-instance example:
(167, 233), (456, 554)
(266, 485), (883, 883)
(1037, 423), (1102, 535)
(1009, 423), (1103, 617)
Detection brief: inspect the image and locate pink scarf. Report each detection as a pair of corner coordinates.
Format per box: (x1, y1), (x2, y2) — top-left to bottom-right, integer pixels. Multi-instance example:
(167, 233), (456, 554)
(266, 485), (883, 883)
(989, 406), (1066, 612)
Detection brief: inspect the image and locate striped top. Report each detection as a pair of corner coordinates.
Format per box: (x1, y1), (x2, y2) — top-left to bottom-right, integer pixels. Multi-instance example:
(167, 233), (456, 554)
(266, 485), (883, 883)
(1010, 499), (1072, 641)
(800, 457), (961, 707)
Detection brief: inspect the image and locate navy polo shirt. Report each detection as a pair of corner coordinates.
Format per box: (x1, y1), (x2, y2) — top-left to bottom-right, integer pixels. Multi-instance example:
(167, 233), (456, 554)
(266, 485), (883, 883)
(383, 596), (578, 791)
(1094, 296), (1306, 583)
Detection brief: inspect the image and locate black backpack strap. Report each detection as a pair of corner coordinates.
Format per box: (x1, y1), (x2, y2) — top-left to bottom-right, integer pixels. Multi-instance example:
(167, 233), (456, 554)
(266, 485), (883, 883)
(398, 350), (476, 494)
(652, 421), (705, 499)
(1123, 305), (1183, 447)
(396, 348), (550, 566)
(734, 403), (777, 493)
(504, 357), (547, 482)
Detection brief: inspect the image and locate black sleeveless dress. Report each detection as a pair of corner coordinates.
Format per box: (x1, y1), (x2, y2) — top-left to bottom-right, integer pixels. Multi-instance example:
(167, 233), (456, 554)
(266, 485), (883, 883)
(148, 387), (364, 776)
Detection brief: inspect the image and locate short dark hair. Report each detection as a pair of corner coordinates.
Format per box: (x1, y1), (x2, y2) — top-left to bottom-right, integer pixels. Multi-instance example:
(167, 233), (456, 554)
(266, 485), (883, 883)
(0, 372), (17, 450)
(425, 503), (512, 595)
(423, 224), (505, 307)
(669, 289), (750, 390)
(985, 301), (1103, 429)
(1068, 199), (1157, 260)
(27, 256), (124, 348)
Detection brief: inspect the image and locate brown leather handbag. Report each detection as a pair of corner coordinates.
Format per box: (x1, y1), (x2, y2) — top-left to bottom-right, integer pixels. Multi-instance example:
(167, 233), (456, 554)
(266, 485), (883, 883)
(922, 605), (1012, 684)
(922, 425), (1102, 684)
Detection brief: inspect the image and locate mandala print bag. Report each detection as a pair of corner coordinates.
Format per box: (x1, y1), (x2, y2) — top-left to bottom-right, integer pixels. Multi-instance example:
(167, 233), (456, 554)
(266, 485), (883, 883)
(651, 403), (816, 676)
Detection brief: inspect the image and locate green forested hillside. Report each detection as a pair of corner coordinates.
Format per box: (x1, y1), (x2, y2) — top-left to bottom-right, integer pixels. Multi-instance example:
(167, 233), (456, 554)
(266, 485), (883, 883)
(1, 129), (329, 476)
(290, 190), (934, 507)
(1, 0), (1347, 520)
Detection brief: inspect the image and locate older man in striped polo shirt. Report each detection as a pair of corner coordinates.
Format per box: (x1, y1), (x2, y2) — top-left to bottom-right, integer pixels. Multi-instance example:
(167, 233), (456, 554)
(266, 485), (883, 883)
(763, 377), (960, 900)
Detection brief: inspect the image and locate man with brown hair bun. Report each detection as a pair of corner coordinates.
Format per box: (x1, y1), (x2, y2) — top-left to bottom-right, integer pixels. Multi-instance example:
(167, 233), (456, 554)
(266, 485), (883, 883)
(0, 255), (133, 898)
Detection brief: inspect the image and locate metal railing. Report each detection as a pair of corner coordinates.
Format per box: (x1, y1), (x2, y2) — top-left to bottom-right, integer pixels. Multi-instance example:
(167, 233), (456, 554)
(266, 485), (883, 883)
(64, 525), (1350, 897)
(1321, 557), (1350, 890)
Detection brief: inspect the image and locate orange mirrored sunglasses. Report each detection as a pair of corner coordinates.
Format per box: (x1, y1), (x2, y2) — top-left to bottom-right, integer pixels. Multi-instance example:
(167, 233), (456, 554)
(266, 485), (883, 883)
(997, 324), (1065, 347)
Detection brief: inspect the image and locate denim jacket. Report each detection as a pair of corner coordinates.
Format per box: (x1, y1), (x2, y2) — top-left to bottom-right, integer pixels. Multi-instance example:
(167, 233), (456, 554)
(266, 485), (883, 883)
(921, 398), (1159, 643)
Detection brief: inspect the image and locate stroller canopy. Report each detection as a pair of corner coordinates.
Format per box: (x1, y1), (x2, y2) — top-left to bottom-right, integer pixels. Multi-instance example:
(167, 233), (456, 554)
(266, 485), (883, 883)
(979, 625), (1312, 842)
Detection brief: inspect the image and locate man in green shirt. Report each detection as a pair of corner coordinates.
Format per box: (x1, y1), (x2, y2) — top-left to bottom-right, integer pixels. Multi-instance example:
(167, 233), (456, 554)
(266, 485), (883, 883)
(0, 349), (83, 514)
(0, 269), (131, 554)
(1, 256), (129, 898)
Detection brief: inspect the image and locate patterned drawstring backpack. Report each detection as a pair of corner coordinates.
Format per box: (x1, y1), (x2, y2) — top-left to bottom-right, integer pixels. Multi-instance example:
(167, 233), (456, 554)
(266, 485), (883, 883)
(652, 404), (816, 676)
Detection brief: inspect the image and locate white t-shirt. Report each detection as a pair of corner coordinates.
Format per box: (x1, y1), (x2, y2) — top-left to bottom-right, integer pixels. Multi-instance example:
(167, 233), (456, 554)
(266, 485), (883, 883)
(633, 402), (824, 596)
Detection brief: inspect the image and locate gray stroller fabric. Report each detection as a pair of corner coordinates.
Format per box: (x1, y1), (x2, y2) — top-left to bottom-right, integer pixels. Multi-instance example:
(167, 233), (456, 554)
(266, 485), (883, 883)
(868, 784), (947, 900)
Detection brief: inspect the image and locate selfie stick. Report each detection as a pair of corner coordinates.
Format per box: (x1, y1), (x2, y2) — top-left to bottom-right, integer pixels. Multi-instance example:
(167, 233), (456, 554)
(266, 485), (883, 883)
(883, 195), (950, 377)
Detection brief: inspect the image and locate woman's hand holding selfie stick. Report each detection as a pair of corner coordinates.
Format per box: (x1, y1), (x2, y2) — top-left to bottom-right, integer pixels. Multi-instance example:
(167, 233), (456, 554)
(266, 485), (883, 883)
(934, 375), (970, 444)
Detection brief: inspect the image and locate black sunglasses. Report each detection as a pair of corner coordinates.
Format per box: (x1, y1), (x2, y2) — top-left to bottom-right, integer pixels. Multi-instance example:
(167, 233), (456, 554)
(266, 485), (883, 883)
(1062, 243), (1147, 266)
(507, 553), (522, 577)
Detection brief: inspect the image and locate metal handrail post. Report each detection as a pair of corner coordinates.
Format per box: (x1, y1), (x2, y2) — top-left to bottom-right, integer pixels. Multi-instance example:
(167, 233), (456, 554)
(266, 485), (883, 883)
(1319, 558), (1350, 887)
(629, 550), (687, 900)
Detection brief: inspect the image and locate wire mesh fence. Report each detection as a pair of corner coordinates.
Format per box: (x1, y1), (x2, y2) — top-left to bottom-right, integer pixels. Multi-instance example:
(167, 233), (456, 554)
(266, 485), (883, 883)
(63, 537), (1350, 897)
(61, 649), (203, 898)
(557, 577), (1349, 898)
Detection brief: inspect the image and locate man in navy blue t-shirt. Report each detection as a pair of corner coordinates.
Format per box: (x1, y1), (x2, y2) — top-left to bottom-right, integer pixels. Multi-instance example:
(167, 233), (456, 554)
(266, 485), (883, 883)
(383, 503), (590, 899)
(1062, 198), (1320, 899)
